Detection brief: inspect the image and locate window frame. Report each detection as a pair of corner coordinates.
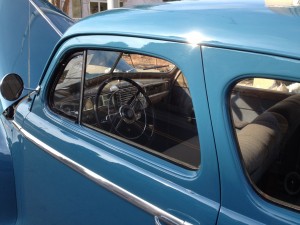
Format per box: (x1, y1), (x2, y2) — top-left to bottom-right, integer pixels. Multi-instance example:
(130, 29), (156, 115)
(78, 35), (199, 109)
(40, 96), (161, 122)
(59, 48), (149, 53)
(229, 76), (300, 213)
(48, 48), (201, 170)
(48, 51), (85, 122)
(89, 0), (107, 14)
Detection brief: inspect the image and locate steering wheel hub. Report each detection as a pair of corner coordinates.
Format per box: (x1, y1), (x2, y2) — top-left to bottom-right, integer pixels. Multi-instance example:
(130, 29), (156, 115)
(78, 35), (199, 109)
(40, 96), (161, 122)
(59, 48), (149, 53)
(95, 76), (154, 140)
(120, 105), (136, 124)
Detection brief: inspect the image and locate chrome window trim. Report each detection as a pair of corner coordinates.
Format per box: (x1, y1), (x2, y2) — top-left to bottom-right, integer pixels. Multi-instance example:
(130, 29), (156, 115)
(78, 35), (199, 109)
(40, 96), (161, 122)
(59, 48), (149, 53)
(12, 120), (192, 225)
(29, 0), (63, 37)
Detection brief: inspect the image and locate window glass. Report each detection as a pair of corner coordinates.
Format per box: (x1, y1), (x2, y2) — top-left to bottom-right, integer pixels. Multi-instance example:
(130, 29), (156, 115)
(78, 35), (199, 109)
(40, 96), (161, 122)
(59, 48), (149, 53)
(90, 2), (107, 14)
(120, 53), (176, 73)
(51, 53), (83, 119)
(50, 50), (200, 169)
(99, 2), (107, 11)
(231, 77), (300, 209)
(82, 50), (200, 169)
(86, 50), (129, 77)
(90, 2), (99, 14)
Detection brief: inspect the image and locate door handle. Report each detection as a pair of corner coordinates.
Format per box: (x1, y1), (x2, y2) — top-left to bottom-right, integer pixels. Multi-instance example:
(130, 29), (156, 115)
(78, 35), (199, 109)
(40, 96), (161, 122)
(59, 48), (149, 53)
(154, 215), (194, 225)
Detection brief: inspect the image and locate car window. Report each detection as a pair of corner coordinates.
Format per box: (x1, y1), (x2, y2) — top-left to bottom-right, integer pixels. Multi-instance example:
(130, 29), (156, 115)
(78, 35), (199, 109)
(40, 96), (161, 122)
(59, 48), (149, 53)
(50, 50), (200, 170)
(51, 53), (83, 119)
(230, 77), (300, 209)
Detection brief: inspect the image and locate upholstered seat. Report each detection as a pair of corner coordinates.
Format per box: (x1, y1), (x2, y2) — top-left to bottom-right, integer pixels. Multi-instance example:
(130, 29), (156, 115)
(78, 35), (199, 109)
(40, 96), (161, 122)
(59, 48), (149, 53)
(267, 94), (300, 140)
(164, 136), (200, 168)
(237, 111), (288, 182)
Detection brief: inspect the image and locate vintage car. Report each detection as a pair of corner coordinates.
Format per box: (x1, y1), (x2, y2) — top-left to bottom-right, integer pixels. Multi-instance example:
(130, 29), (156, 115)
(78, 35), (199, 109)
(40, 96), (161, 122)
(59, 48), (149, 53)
(1, 0), (300, 224)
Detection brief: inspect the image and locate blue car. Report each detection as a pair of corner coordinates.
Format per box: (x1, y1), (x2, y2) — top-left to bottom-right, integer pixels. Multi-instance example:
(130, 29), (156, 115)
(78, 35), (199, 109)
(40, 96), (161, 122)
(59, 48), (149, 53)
(1, 0), (300, 224)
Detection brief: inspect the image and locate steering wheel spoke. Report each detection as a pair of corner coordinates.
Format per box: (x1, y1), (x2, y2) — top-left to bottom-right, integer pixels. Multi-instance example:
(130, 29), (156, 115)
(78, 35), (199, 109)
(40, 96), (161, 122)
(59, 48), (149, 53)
(94, 76), (154, 140)
(114, 118), (124, 132)
(128, 90), (140, 106)
(109, 111), (120, 123)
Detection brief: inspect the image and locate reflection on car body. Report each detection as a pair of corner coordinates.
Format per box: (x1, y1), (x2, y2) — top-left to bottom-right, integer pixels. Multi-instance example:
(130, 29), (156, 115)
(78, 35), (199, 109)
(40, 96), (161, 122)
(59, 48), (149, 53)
(1, 0), (300, 225)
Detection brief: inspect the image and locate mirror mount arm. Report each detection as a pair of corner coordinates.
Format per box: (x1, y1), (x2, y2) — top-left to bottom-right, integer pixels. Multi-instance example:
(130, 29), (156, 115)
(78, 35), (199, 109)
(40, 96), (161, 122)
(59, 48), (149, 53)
(24, 85), (41, 94)
(25, 85), (41, 101)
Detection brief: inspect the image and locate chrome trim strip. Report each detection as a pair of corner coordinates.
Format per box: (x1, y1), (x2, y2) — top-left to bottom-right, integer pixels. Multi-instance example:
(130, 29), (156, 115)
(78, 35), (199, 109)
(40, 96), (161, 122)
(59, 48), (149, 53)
(29, 0), (62, 37)
(12, 121), (192, 225)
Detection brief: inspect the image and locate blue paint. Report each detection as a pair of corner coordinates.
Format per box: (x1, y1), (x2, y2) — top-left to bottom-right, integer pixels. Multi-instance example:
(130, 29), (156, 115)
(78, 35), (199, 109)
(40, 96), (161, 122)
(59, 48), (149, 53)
(63, 0), (300, 59)
(0, 0), (73, 113)
(1, 0), (300, 224)
(0, 116), (17, 225)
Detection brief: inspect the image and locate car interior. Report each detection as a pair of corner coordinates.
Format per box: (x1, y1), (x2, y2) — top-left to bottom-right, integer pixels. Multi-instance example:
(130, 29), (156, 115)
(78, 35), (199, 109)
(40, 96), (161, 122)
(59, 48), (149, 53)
(50, 50), (200, 170)
(50, 49), (300, 208)
(231, 78), (300, 208)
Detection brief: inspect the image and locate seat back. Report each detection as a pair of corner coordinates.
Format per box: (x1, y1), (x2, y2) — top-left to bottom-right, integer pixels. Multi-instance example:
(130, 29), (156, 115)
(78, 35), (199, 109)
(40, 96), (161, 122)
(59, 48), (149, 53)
(267, 94), (300, 140)
(237, 111), (288, 182)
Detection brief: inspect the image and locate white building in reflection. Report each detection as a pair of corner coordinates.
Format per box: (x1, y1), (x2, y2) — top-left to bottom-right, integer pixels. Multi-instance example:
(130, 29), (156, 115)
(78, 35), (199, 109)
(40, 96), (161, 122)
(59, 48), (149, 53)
(265, 0), (300, 16)
(50, 0), (168, 19)
(52, 0), (300, 19)
(265, 0), (300, 7)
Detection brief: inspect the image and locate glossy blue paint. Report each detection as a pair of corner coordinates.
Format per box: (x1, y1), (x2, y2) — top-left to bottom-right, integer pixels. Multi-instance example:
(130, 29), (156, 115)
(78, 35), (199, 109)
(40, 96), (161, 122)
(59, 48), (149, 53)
(0, 0), (73, 113)
(202, 46), (300, 224)
(14, 36), (220, 225)
(62, 0), (300, 59)
(0, 116), (16, 225)
(0, 0), (72, 223)
(0, 0), (300, 224)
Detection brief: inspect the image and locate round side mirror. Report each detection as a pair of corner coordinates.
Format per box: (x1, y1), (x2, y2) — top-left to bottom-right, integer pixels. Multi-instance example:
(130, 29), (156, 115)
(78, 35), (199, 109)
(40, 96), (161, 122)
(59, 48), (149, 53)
(0, 73), (24, 101)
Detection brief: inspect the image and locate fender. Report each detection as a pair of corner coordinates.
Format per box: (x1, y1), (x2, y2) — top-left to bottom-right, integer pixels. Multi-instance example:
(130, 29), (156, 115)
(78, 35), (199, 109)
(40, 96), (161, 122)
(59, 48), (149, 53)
(0, 116), (17, 225)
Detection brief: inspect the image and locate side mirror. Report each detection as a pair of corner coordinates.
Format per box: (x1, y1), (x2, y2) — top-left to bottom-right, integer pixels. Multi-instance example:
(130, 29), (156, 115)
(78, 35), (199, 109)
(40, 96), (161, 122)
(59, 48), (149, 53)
(0, 73), (24, 101)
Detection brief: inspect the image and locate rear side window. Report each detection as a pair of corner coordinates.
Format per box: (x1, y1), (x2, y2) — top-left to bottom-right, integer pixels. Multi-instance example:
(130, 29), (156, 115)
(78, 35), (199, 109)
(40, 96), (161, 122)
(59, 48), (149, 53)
(50, 50), (200, 170)
(230, 77), (300, 210)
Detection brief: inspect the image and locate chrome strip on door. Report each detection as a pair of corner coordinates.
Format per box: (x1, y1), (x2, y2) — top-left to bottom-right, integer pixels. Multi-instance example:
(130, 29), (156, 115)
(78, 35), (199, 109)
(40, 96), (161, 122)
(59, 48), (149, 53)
(12, 121), (192, 225)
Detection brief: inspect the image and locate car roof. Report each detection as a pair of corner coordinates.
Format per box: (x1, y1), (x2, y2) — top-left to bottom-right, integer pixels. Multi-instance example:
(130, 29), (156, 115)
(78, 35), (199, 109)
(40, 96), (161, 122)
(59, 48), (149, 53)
(62, 0), (300, 59)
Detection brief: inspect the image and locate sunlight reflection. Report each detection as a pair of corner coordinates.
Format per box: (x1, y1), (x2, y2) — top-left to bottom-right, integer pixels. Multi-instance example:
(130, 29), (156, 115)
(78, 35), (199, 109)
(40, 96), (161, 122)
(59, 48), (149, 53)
(184, 31), (207, 47)
(265, 0), (300, 7)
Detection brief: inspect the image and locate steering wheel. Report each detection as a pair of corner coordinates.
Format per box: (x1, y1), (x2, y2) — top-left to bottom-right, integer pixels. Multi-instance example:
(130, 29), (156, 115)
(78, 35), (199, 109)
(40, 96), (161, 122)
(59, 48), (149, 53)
(94, 77), (154, 140)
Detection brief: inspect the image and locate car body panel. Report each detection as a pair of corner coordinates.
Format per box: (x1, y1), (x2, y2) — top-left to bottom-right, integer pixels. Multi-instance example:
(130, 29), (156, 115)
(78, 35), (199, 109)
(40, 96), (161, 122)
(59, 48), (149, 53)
(0, 0), (72, 224)
(0, 0), (73, 113)
(12, 35), (220, 225)
(202, 46), (300, 224)
(62, 0), (300, 59)
(1, 0), (300, 224)
(0, 115), (17, 225)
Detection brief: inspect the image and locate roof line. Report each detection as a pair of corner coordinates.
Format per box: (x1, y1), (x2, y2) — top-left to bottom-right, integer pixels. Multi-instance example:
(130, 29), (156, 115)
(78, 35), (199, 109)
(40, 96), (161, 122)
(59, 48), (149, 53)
(61, 32), (300, 61)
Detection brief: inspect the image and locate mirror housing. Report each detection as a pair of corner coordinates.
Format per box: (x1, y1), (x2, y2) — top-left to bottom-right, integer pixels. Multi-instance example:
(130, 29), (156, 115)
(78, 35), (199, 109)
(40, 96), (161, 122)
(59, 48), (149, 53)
(0, 73), (24, 101)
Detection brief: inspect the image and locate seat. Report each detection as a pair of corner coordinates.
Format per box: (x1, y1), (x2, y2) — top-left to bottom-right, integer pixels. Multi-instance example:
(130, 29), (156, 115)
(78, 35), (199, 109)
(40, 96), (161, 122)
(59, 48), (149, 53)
(237, 111), (288, 182)
(267, 94), (300, 140)
(164, 136), (200, 168)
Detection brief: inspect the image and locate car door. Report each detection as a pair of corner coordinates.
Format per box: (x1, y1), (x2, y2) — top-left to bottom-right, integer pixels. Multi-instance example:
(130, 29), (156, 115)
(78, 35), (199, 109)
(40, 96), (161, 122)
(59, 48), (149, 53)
(203, 46), (300, 224)
(11, 36), (220, 225)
